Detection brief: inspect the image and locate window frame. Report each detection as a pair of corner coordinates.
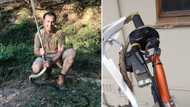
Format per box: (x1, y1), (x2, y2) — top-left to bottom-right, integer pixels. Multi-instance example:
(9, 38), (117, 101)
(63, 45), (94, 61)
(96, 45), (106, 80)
(156, 0), (190, 27)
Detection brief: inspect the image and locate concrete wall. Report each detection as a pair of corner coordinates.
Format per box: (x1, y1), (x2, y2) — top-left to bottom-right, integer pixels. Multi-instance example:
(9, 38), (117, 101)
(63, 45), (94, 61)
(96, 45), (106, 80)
(102, 0), (190, 106)
(102, 0), (129, 106)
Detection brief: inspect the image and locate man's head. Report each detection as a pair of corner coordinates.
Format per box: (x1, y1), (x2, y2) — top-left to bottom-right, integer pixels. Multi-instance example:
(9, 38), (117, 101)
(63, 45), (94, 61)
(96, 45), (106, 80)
(43, 12), (56, 32)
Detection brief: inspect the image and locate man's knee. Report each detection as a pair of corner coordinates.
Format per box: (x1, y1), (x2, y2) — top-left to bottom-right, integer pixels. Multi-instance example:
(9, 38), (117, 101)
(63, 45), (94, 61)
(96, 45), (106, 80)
(68, 48), (76, 58)
(67, 56), (75, 64)
(63, 48), (76, 59)
(32, 63), (43, 73)
(32, 57), (43, 73)
(67, 49), (76, 64)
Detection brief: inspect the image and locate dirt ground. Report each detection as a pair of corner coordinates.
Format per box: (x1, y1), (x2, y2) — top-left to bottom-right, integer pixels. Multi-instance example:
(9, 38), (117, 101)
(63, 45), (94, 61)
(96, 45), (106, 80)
(0, 73), (101, 107)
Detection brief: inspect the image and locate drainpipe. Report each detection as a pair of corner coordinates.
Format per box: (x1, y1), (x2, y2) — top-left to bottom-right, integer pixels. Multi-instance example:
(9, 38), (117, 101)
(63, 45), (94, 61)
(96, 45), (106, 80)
(116, 0), (134, 94)
(116, 0), (128, 47)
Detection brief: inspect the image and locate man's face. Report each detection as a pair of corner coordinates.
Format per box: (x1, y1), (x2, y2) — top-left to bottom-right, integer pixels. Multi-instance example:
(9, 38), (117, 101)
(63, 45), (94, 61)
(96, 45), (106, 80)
(43, 15), (55, 32)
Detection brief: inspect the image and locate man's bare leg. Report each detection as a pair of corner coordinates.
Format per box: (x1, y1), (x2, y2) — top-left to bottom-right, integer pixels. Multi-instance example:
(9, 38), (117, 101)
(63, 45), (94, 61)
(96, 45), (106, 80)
(32, 62), (43, 74)
(57, 49), (76, 86)
(32, 57), (51, 80)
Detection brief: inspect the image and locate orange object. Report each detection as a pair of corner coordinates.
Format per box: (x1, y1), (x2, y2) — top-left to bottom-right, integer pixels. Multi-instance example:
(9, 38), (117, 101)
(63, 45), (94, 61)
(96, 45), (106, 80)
(153, 55), (175, 107)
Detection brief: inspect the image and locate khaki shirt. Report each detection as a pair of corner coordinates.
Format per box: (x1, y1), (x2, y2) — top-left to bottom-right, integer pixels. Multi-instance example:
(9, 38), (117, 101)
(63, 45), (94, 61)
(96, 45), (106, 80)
(34, 28), (65, 54)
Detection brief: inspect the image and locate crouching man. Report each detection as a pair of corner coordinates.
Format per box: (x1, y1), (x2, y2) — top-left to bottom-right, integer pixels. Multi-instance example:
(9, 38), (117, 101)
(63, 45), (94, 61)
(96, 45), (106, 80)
(31, 12), (76, 86)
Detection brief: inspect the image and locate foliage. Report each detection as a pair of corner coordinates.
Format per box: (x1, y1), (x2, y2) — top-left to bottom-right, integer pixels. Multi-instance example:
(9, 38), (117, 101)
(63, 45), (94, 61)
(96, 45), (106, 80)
(62, 23), (101, 77)
(0, 20), (35, 83)
(70, 0), (101, 7)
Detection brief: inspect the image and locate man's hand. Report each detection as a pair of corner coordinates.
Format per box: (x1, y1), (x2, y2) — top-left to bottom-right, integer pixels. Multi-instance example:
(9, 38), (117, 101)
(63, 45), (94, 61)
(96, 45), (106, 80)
(58, 45), (64, 53)
(43, 60), (52, 68)
(39, 48), (45, 56)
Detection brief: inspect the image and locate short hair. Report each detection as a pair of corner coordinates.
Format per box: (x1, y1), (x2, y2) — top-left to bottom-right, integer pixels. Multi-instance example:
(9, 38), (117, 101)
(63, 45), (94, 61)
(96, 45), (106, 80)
(43, 12), (57, 21)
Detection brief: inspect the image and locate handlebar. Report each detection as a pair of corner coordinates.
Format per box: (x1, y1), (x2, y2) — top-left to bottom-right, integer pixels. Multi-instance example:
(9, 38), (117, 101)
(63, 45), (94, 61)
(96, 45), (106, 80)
(132, 14), (144, 28)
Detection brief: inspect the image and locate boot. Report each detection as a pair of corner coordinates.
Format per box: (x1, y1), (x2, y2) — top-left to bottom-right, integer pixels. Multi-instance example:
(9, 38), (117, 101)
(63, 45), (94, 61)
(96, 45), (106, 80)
(56, 74), (65, 86)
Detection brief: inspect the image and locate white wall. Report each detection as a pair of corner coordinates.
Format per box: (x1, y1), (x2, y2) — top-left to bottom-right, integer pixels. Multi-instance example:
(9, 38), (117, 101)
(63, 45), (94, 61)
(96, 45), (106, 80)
(103, 0), (190, 106)
(102, 0), (129, 106)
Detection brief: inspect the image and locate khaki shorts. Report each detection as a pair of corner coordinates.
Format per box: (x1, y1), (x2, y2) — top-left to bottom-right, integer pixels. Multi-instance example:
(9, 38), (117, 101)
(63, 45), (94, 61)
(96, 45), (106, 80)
(33, 48), (76, 66)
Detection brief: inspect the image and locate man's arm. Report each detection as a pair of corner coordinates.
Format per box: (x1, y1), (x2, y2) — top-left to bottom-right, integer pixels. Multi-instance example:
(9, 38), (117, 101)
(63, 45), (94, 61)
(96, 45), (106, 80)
(50, 31), (65, 64)
(34, 48), (45, 57)
(45, 31), (65, 67)
(51, 45), (64, 64)
(44, 46), (63, 68)
(34, 32), (45, 57)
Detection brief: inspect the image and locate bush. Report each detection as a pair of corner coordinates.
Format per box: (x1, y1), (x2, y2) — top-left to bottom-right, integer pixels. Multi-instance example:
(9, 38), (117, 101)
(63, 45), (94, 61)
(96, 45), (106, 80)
(62, 23), (100, 77)
(70, 0), (101, 7)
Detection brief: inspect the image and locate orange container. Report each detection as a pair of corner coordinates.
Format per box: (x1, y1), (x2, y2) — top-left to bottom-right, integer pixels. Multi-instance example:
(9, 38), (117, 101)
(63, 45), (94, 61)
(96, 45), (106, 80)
(153, 55), (173, 106)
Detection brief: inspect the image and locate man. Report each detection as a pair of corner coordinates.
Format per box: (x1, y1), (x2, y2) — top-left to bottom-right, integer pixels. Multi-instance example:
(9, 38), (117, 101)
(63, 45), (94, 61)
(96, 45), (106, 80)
(32, 12), (76, 86)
